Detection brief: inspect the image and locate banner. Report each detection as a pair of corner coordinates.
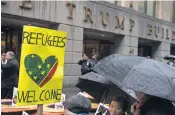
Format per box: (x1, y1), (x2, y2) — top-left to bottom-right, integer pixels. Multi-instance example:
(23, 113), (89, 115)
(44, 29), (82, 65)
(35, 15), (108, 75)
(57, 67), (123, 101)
(17, 26), (67, 106)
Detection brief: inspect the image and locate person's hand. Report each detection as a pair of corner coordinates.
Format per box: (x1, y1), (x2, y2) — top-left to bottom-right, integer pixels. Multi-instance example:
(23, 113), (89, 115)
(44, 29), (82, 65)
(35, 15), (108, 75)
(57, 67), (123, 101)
(130, 102), (137, 114)
(82, 56), (86, 60)
(82, 54), (88, 60)
(81, 54), (85, 60)
(131, 102), (140, 115)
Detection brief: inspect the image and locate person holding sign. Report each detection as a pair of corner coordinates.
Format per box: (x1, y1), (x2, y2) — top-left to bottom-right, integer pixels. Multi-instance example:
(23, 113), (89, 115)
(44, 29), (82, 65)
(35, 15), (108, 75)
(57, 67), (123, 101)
(1, 51), (19, 99)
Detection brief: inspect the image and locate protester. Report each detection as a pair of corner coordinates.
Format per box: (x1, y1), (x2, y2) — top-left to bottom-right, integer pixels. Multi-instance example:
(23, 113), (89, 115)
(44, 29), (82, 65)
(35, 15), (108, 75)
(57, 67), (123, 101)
(1, 52), (7, 64)
(90, 53), (98, 67)
(1, 52), (7, 74)
(63, 95), (91, 115)
(109, 96), (128, 115)
(167, 59), (174, 66)
(1, 51), (19, 99)
(130, 91), (175, 115)
(78, 54), (92, 75)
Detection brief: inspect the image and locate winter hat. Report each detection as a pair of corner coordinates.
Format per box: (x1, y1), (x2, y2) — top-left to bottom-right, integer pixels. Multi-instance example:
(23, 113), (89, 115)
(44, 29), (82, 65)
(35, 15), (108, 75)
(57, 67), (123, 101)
(63, 95), (91, 114)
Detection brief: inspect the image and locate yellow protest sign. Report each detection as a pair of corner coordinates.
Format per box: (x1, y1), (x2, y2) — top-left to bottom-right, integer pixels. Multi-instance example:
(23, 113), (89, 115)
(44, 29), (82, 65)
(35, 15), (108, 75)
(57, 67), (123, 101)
(17, 26), (67, 106)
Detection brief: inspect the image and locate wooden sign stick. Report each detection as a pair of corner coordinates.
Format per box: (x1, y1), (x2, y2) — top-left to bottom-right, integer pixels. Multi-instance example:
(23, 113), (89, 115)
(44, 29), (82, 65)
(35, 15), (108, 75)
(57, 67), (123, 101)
(37, 104), (43, 115)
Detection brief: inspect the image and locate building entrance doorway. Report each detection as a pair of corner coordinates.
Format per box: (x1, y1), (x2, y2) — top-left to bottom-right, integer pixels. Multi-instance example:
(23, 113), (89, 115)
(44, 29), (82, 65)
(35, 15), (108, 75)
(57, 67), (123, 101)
(138, 38), (163, 59)
(83, 39), (114, 60)
(83, 29), (115, 60)
(138, 44), (152, 57)
(171, 44), (175, 55)
(138, 39), (154, 58)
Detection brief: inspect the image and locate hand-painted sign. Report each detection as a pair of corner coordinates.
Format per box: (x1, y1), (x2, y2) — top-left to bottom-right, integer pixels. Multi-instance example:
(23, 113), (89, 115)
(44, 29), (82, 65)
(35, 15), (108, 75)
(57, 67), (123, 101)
(17, 26), (67, 106)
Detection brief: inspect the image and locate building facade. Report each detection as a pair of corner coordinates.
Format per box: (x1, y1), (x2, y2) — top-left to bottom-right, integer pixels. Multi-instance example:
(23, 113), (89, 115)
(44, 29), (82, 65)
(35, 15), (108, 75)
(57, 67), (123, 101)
(1, 1), (175, 88)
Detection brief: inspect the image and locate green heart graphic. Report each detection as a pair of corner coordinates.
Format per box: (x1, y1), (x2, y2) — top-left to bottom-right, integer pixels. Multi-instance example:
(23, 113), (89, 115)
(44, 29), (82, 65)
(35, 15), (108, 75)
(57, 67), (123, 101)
(24, 54), (58, 87)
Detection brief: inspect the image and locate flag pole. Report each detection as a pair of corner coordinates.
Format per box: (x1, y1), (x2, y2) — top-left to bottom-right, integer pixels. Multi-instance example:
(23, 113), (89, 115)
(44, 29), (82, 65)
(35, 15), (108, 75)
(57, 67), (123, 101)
(37, 104), (43, 115)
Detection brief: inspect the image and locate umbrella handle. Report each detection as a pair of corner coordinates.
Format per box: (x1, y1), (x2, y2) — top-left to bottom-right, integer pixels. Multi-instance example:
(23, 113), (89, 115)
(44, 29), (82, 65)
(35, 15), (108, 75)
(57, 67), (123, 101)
(102, 85), (110, 104)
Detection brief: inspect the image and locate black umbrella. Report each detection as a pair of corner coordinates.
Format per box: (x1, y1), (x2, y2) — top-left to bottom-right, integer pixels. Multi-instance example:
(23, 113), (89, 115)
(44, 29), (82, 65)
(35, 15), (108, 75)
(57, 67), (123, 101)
(92, 54), (175, 101)
(76, 72), (136, 104)
(76, 72), (109, 103)
(164, 55), (175, 60)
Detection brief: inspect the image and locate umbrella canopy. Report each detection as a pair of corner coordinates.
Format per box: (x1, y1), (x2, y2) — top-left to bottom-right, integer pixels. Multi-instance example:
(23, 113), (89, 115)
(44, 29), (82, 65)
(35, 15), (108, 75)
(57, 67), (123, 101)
(76, 72), (136, 104)
(76, 72), (108, 102)
(164, 55), (175, 60)
(92, 54), (175, 101)
(79, 71), (109, 85)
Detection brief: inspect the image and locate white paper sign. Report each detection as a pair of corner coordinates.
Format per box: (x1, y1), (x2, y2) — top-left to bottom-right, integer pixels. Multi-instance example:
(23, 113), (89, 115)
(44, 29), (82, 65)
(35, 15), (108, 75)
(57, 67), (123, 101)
(22, 111), (29, 115)
(54, 93), (66, 109)
(95, 103), (110, 115)
(12, 87), (18, 106)
(60, 93), (66, 102)
(55, 102), (64, 109)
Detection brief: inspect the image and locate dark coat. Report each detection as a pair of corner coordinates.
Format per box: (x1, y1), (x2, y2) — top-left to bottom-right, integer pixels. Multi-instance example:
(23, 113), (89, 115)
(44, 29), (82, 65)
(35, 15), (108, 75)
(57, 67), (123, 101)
(90, 59), (97, 67)
(78, 59), (92, 75)
(139, 97), (175, 115)
(1, 58), (19, 88)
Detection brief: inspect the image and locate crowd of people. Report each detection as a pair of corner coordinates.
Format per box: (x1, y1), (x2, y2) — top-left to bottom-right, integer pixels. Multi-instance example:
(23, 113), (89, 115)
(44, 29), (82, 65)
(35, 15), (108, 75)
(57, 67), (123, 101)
(1, 50), (175, 115)
(1, 51), (19, 99)
(62, 92), (175, 115)
(75, 54), (175, 115)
